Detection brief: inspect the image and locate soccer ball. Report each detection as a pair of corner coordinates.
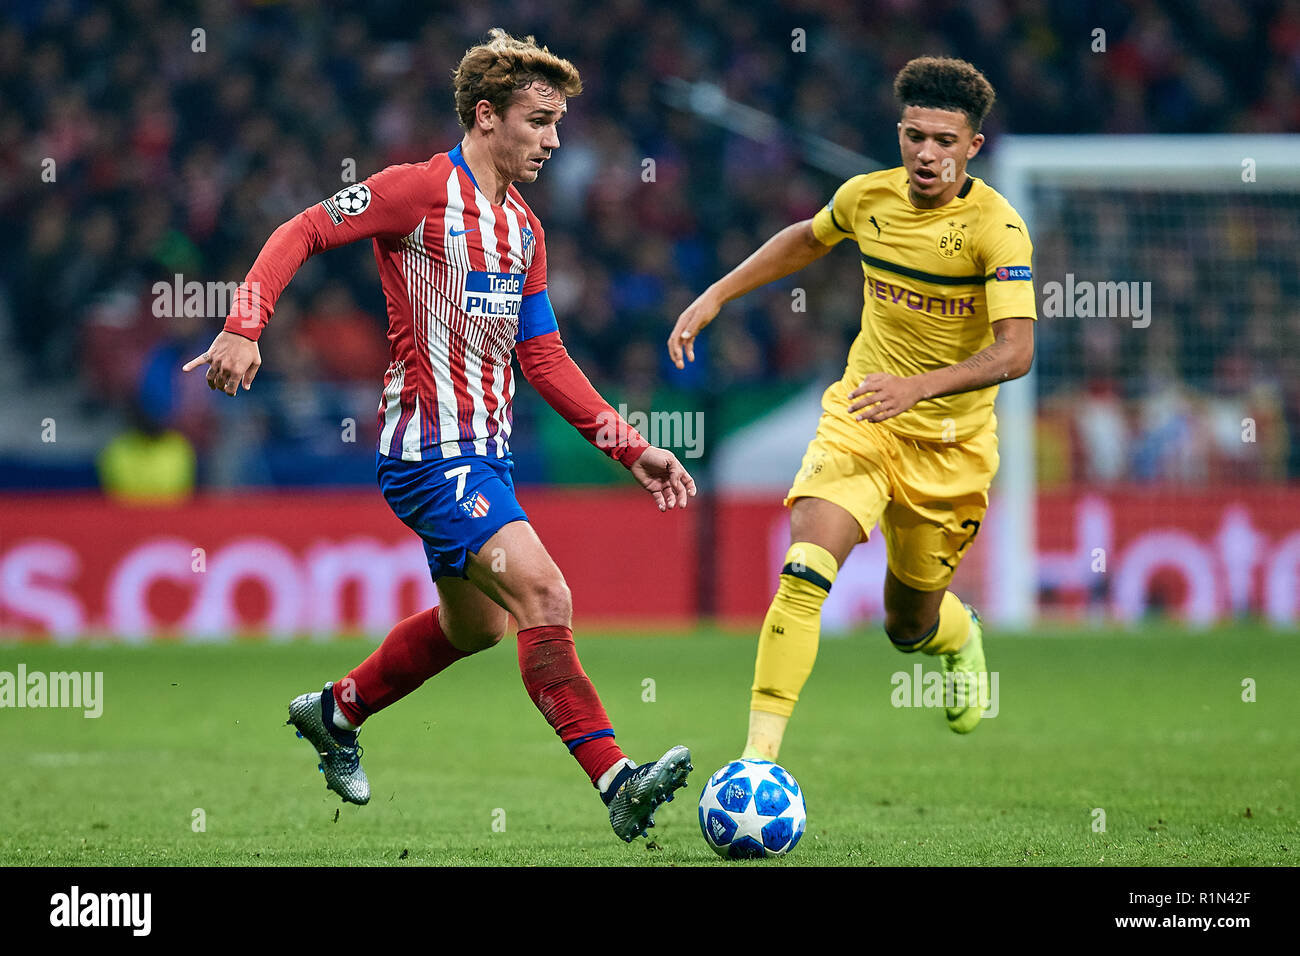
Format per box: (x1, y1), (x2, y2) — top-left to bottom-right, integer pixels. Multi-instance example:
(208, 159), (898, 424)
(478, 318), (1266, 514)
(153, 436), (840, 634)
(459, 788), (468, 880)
(698, 759), (806, 859)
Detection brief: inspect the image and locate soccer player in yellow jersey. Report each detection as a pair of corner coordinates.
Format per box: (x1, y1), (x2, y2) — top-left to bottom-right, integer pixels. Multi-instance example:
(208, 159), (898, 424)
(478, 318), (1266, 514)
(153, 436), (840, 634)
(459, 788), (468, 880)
(668, 57), (1036, 760)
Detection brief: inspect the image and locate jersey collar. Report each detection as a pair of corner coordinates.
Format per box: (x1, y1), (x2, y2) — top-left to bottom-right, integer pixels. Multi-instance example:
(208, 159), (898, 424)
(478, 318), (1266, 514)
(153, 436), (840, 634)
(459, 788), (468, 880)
(448, 143), (480, 192)
(899, 170), (977, 207)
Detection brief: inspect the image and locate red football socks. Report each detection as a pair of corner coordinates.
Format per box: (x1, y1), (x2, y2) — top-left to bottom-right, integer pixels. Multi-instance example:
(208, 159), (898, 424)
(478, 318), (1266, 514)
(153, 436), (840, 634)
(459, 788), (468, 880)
(333, 607), (469, 726)
(516, 624), (625, 785)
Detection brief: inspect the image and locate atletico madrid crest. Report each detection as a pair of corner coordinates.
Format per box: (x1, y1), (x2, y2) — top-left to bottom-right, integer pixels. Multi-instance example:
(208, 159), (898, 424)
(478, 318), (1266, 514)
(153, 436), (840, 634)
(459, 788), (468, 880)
(460, 492), (491, 517)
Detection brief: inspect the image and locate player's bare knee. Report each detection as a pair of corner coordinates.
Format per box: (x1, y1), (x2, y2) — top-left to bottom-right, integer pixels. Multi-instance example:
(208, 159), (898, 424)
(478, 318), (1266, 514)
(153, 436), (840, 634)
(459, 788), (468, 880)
(524, 574), (572, 625)
(542, 578), (573, 623)
(788, 499), (858, 567)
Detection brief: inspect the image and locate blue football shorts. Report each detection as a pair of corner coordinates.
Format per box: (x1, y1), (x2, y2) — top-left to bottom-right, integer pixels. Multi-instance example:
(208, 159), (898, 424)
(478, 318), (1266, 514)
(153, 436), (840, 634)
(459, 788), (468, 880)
(376, 450), (530, 582)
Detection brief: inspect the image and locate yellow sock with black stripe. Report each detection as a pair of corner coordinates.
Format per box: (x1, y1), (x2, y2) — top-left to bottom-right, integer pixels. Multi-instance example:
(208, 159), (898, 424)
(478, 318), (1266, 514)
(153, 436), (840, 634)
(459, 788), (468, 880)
(743, 542), (838, 760)
(889, 590), (971, 656)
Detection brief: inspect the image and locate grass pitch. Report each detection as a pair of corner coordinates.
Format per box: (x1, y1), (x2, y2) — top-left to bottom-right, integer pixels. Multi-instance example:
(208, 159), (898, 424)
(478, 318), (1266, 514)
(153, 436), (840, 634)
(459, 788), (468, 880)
(2, 625), (1296, 866)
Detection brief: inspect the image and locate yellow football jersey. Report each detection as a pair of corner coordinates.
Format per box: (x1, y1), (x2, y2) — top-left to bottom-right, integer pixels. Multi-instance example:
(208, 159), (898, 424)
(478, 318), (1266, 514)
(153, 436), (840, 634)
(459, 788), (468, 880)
(811, 168), (1036, 442)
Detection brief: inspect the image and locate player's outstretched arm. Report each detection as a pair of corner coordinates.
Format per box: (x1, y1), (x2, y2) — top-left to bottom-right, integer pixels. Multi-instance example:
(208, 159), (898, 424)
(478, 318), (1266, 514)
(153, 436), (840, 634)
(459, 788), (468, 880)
(668, 219), (832, 369)
(181, 167), (427, 396)
(848, 317), (1035, 422)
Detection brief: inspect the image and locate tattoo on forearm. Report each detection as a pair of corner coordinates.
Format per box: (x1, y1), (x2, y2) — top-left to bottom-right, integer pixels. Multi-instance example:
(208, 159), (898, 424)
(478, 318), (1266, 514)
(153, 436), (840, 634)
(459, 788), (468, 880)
(925, 341), (1013, 400)
(953, 347), (1000, 372)
(951, 342), (1005, 378)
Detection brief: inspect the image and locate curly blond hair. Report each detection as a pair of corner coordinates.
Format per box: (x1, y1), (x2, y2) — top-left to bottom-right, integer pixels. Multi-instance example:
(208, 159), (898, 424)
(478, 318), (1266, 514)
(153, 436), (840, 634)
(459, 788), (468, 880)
(453, 28), (582, 130)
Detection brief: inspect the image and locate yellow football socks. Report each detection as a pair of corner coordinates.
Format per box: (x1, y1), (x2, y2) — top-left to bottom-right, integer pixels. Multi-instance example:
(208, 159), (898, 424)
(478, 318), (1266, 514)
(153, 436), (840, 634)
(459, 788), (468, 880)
(745, 542), (839, 760)
(921, 590), (972, 656)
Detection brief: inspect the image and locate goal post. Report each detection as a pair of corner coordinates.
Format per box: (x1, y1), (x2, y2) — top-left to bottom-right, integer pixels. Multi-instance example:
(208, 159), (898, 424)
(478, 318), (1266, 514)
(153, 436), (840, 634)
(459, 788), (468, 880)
(989, 135), (1300, 629)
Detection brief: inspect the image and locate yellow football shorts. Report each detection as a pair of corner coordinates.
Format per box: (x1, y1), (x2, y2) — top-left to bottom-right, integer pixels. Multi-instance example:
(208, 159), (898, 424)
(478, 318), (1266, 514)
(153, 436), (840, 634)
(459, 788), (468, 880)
(785, 381), (999, 592)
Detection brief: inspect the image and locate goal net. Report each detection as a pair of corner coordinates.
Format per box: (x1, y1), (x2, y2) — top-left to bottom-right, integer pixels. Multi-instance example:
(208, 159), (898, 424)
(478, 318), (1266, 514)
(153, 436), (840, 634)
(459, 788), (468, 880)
(990, 135), (1300, 628)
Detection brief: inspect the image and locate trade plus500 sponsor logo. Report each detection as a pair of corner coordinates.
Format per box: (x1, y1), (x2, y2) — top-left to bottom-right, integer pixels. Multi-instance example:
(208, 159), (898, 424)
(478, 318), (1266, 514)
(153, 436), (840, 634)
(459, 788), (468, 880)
(462, 271), (522, 318)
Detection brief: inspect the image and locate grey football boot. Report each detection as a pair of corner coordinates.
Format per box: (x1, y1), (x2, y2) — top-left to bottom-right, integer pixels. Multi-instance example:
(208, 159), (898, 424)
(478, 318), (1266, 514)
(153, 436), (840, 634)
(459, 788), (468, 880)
(606, 745), (693, 842)
(287, 682), (370, 805)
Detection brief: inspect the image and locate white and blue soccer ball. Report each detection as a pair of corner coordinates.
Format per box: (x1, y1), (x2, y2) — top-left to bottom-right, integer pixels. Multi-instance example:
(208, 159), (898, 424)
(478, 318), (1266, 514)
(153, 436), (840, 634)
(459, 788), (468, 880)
(698, 759), (806, 859)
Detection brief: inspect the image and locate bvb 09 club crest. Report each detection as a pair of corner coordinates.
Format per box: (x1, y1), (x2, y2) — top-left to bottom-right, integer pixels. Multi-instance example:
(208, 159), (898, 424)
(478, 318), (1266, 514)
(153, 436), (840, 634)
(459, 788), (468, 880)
(937, 223), (966, 258)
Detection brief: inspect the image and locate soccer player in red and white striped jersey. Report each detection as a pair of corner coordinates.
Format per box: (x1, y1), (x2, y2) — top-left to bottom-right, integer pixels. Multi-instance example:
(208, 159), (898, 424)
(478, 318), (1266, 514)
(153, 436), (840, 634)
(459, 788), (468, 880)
(184, 29), (695, 842)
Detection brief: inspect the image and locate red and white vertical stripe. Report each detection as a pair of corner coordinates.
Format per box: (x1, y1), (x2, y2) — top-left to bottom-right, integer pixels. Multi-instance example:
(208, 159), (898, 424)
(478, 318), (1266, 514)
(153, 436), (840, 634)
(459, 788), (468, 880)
(375, 154), (536, 462)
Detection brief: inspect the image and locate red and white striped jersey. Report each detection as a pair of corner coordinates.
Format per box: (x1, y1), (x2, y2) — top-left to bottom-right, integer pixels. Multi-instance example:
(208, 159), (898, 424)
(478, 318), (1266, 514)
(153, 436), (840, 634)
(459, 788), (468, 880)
(225, 146), (548, 461)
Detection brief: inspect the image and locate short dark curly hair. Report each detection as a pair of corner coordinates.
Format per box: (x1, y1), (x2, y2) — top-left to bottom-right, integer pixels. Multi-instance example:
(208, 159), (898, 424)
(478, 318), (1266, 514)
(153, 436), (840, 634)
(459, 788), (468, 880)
(893, 56), (996, 132)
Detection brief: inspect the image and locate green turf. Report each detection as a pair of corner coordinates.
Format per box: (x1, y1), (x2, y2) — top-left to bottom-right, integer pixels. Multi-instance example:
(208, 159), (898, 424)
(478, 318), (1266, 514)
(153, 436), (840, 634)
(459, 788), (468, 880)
(2, 625), (1297, 866)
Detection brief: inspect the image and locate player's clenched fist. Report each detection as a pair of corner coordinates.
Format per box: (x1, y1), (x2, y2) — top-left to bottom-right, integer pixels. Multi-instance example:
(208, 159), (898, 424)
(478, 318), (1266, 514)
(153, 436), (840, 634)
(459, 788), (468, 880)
(182, 330), (262, 396)
(667, 290), (723, 369)
(629, 446), (698, 512)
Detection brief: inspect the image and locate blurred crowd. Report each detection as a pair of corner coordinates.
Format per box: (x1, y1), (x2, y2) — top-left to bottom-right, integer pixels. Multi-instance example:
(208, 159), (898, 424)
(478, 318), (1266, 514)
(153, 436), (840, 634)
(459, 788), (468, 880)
(1034, 190), (1300, 485)
(2, 0), (1299, 490)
